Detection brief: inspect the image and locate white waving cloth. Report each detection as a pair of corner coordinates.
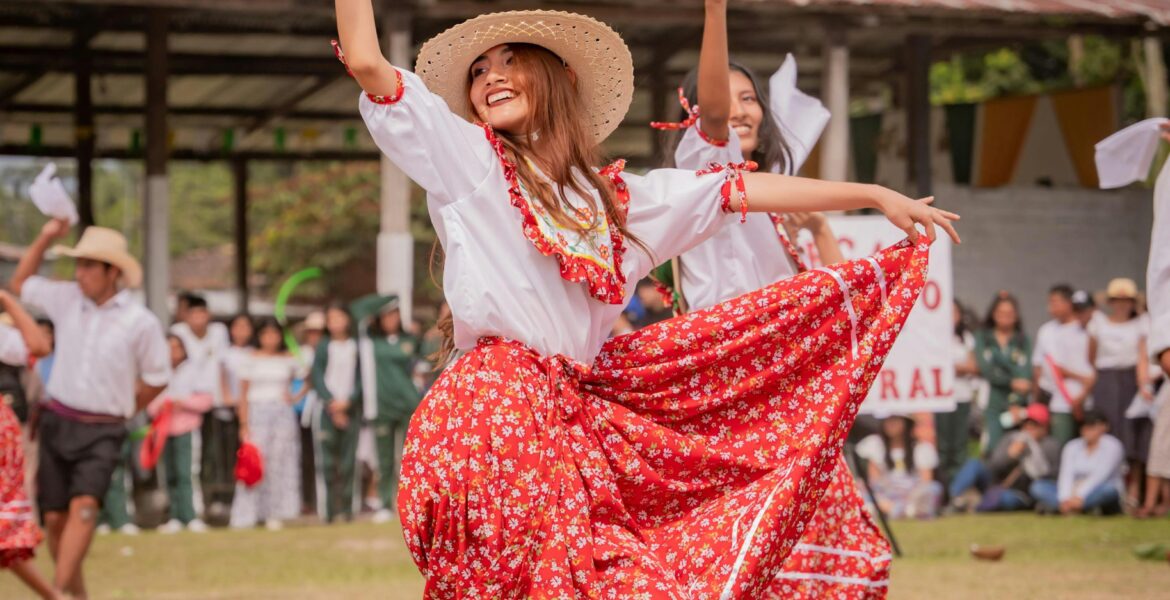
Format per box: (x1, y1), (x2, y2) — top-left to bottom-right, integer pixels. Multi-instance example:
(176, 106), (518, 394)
(1095, 117), (1170, 189)
(769, 54), (831, 174)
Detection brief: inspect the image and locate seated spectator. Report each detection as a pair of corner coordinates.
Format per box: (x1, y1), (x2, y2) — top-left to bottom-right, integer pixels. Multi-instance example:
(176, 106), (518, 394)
(858, 415), (943, 519)
(1031, 410), (1124, 515)
(947, 404), (1060, 512)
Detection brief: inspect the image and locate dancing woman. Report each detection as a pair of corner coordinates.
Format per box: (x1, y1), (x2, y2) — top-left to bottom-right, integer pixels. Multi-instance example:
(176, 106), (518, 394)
(336, 1), (958, 597)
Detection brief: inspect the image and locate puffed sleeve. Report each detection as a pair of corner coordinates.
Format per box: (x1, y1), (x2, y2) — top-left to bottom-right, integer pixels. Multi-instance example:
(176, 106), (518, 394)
(673, 119), (744, 170)
(0, 325), (29, 368)
(358, 69), (496, 206)
(620, 165), (744, 276)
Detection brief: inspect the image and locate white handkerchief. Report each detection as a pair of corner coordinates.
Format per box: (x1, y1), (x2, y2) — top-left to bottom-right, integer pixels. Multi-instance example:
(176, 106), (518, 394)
(28, 164), (80, 225)
(769, 54), (831, 174)
(1094, 117), (1170, 189)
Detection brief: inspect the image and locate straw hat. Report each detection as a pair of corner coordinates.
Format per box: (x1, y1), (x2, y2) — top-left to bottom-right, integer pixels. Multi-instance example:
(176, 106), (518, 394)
(415, 10), (635, 144)
(52, 227), (142, 288)
(1106, 277), (1138, 300)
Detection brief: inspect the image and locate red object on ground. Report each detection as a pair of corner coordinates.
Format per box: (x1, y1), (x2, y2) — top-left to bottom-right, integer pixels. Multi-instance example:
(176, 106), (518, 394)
(138, 401), (173, 470)
(235, 441), (264, 487)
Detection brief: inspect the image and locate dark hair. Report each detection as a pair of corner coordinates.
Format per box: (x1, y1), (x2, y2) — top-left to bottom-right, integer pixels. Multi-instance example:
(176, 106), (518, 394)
(228, 314), (256, 347)
(370, 306), (404, 337)
(880, 416), (917, 472)
(1081, 408), (1109, 428)
(983, 292), (1023, 333)
(36, 318), (53, 333)
(254, 317), (286, 351)
(954, 299), (971, 338)
(186, 294), (209, 311)
(659, 60), (793, 174)
(1049, 284), (1074, 301)
(166, 333), (188, 363)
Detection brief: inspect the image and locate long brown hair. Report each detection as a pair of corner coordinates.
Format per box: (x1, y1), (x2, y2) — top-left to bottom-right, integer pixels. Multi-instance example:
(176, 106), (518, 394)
(429, 43), (647, 366)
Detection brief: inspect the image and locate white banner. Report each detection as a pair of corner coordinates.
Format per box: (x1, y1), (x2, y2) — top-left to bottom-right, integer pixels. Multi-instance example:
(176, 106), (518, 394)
(797, 216), (956, 414)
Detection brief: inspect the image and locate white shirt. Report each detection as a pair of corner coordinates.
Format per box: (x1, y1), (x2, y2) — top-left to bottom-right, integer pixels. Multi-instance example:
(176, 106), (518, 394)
(241, 353), (303, 405)
(856, 434), (940, 476)
(1149, 159), (1170, 361)
(1087, 312), (1149, 370)
(361, 70), (734, 363)
(21, 276), (170, 417)
(324, 339), (357, 403)
(952, 331), (978, 403)
(170, 321), (229, 404)
(1033, 319), (1094, 414)
(1057, 434), (1124, 502)
(672, 123), (798, 311)
(0, 324), (30, 367)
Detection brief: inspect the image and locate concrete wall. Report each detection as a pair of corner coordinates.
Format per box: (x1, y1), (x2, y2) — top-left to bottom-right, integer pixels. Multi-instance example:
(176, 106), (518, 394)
(942, 184), (1153, 338)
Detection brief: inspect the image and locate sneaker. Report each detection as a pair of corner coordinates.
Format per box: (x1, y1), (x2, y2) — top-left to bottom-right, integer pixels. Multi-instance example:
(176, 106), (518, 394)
(157, 519), (183, 535)
(372, 509), (394, 524)
(186, 519), (209, 533)
(265, 520), (284, 531)
(96, 524), (112, 536)
(118, 523), (141, 536)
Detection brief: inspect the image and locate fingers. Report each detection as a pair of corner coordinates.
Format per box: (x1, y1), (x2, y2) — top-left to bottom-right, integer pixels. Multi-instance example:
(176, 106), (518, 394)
(902, 224), (919, 243)
(937, 213), (962, 244)
(921, 214), (937, 242)
(919, 196), (935, 205)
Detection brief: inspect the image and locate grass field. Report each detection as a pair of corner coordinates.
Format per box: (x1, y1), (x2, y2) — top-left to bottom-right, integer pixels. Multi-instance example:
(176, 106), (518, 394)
(2, 514), (1169, 599)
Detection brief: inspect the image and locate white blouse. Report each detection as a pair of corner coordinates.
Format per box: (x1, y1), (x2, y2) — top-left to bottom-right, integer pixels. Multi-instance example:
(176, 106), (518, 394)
(241, 353), (303, 405)
(672, 123), (797, 311)
(360, 69), (735, 363)
(1087, 312), (1149, 370)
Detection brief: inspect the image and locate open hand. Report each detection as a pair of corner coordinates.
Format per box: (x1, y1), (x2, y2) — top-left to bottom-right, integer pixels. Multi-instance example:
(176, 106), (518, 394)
(40, 218), (70, 241)
(872, 189), (961, 244)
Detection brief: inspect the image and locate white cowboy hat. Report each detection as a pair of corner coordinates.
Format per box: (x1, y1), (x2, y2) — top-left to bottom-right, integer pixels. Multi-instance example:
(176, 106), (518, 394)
(52, 226), (143, 288)
(415, 10), (635, 144)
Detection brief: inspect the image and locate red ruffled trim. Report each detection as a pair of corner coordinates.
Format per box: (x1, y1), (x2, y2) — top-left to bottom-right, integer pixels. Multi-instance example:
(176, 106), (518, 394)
(331, 39), (404, 105)
(768, 214), (810, 273)
(696, 161), (758, 223)
(480, 124), (630, 305)
(651, 87), (729, 147)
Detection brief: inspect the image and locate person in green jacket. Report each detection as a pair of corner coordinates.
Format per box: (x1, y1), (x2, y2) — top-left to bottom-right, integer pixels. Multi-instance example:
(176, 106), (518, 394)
(351, 294), (422, 523)
(310, 304), (362, 523)
(974, 292), (1034, 454)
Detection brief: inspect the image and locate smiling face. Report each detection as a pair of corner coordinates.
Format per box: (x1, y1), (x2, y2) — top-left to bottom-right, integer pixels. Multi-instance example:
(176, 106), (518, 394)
(469, 45), (532, 133)
(728, 69), (765, 155)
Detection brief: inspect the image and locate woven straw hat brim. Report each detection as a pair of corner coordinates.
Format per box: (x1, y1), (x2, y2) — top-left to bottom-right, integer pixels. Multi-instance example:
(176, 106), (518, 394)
(52, 227), (143, 288)
(415, 10), (634, 144)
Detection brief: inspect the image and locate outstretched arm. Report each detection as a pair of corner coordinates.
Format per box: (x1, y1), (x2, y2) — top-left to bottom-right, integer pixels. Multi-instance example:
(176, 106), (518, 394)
(696, 0), (731, 143)
(739, 173), (961, 244)
(335, 0), (401, 98)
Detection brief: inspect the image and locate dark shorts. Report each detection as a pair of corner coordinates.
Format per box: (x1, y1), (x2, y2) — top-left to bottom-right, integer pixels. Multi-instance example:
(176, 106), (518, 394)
(37, 410), (127, 513)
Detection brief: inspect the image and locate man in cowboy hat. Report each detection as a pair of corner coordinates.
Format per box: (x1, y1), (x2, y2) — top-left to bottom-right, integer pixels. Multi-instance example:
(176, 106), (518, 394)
(10, 217), (171, 599)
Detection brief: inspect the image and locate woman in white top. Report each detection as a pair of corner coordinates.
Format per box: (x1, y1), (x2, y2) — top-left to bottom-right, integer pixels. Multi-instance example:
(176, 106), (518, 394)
(202, 313), (254, 521)
(858, 416), (943, 519)
(337, 2), (959, 596)
(938, 300), (980, 483)
(650, 4), (888, 597)
(1087, 278), (1152, 508)
(230, 319), (303, 530)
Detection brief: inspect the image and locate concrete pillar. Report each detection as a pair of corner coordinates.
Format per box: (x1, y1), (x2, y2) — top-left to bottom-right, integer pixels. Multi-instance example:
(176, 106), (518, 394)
(144, 9), (169, 320)
(1144, 34), (1167, 118)
(379, 6), (414, 322)
(820, 26), (849, 182)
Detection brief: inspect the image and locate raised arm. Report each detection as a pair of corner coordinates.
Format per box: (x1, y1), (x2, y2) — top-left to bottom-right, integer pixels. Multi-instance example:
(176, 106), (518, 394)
(335, 0), (401, 98)
(696, 0), (731, 143)
(739, 173), (961, 244)
(0, 290), (50, 357)
(11, 218), (69, 296)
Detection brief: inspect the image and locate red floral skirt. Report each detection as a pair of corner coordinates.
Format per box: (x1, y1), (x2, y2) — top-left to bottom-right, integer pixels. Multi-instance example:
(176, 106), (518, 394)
(398, 239), (927, 599)
(1, 403), (42, 568)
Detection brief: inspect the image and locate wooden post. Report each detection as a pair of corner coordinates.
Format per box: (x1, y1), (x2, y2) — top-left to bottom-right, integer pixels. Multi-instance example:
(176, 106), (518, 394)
(820, 26), (849, 182)
(378, 4), (414, 322)
(650, 45), (669, 163)
(144, 9), (170, 320)
(74, 23), (95, 230)
(233, 157), (249, 315)
(906, 34), (932, 198)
